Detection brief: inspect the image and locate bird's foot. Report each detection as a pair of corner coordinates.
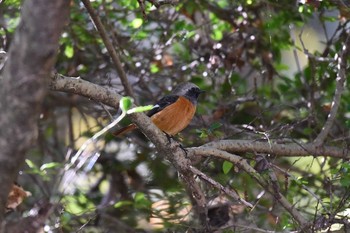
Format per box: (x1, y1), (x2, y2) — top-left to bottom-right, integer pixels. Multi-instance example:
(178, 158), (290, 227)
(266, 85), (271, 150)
(178, 143), (188, 157)
(164, 132), (188, 157)
(164, 132), (173, 144)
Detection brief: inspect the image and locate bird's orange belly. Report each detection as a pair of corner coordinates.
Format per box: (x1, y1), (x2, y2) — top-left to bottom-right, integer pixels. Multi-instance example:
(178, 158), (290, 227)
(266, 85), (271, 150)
(150, 96), (196, 135)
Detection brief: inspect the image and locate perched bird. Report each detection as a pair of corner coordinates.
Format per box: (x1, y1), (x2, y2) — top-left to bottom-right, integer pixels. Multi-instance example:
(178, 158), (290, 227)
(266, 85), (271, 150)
(113, 82), (203, 136)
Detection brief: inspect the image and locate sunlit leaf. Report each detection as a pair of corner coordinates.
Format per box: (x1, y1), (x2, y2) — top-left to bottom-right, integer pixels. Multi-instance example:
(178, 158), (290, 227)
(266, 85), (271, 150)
(131, 18), (143, 29)
(114, 200), (133, 208)
(127, 105), (154, 114)
(150, 63), (159, 73)
(25, 159), (37, 169)
(120, 97), (133, 112)
(40, 162), (61, 171)
(64, 44), (74, 58)
(211, 29), (223, 41)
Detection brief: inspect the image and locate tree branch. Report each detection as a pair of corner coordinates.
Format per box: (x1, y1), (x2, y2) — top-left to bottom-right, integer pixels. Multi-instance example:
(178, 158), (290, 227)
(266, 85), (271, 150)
(146, 0), (179, 8)
(190, 147), (309, 230)
(0, 0), (70, 225)
(198, 140), (348, 159)
(189, 166), (253, 208)
(314, 32), (350, 146)
(81, 0), (135, 98)
(50, 73), (209, 228)
(49, 74), (347, 230)
(49, 75), (347, 160)
(50, 73), (122, 108)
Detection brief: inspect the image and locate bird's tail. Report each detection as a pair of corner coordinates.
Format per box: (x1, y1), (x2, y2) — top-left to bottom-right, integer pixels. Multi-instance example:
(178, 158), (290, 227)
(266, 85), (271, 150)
(113, 123), (137, 137)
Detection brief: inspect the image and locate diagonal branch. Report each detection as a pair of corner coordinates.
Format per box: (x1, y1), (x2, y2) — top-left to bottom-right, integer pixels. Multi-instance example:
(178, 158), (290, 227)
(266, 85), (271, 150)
(50, 73), (209, 227)
(314, 32), (350, 146)
(81, 0), (135, 98)
(189, 166), (253, 208)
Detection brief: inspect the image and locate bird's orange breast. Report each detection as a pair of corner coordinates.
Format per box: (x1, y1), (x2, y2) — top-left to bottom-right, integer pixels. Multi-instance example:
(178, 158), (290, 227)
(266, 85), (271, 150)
(150, 96), (196, 135)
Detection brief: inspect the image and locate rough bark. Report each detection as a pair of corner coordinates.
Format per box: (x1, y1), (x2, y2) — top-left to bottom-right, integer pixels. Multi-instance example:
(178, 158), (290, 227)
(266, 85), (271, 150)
(0, 0), (70, 225)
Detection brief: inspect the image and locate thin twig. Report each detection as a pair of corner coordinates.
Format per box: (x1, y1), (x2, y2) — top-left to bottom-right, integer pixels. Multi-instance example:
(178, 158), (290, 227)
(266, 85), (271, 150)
(191, 147), (309, 229)
(81, 0), (134, 98)
(189, 166), (253, 208)
(272, 164), (329, 212)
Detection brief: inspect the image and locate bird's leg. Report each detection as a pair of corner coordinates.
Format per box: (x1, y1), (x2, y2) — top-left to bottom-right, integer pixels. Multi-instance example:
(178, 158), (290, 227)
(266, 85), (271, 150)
(178, 143), (188, 156)
(164, 132), (173, 144)
(163, 132), (188, 156)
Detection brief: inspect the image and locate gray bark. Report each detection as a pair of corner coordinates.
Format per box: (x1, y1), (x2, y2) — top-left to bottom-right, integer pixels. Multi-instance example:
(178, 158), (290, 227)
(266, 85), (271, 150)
(0, 0), (70, 225)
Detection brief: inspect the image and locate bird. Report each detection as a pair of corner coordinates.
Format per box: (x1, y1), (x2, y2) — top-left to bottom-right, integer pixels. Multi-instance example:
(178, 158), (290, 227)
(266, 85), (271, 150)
(113, 82), (203, 137)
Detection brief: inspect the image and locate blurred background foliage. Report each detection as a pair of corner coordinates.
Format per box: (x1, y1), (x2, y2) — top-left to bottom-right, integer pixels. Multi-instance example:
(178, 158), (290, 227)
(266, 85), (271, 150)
(1, 0), (350, 232)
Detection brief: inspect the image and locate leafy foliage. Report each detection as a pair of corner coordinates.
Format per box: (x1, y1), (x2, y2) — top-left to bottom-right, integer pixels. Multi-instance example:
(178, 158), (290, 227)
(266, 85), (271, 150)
(1, 0), (350, 232)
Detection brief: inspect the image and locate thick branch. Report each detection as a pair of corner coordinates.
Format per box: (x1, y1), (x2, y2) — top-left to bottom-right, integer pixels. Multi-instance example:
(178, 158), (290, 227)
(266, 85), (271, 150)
(0, 0), (69, 225)
(50, 73), (122, 108)
(199, 140), (348, 158)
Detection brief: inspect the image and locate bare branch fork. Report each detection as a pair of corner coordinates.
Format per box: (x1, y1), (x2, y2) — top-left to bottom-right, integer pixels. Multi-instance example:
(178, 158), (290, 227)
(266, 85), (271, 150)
(189, 147), (309, 229)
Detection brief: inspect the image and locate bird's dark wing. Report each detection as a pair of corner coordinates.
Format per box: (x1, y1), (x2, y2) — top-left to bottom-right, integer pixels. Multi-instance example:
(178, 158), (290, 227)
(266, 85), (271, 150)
(147, 95), (179, 117)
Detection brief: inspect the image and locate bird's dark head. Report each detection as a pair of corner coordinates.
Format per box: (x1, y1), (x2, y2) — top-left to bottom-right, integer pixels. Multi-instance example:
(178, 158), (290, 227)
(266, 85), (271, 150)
(171, 82), (203, 104)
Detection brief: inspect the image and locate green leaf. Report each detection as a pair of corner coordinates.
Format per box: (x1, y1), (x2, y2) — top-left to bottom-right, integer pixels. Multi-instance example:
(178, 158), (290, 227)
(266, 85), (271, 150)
(25, 159), (37, 169)
(134, 192), (152, 209)
(130, 18), (143, 29)
(114, 200), (133, 208)
(127, 105), (154, 114)
(134, 192), (146, 202)
(25, 159), (45, 176)
(40, 162), (61, 171)
(341, 163), (350, 170)
(196, 129), (208, 138)
(150, 63), (160, 73)
(222, 161), (233, 174)
(64, 44), (74, 58)
(211, 29), (223, 41)
(132, 31), (148, 40)
(340, 176), (350, 187)
(120, 97), (133, 112)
